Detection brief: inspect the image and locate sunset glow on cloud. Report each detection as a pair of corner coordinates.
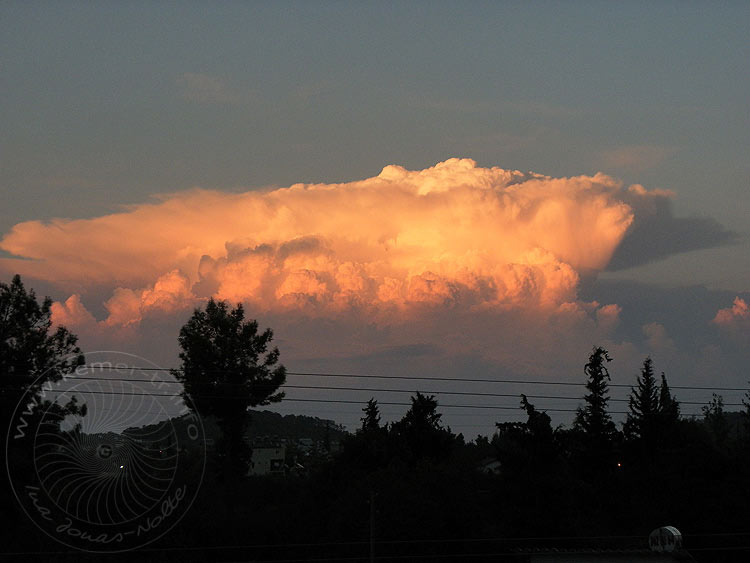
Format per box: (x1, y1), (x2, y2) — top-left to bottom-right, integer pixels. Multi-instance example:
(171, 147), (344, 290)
(713, 297), (750, 337)
(0, 159), (669, 328)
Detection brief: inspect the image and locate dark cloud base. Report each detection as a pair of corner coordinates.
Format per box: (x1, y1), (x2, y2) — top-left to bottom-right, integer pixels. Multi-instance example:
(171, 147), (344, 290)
(608, 203), (736, 271)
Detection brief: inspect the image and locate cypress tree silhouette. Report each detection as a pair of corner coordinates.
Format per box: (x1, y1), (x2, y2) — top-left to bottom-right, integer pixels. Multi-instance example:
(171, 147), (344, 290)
(624, 357), (660, 456)
(573, 347), (618, 475)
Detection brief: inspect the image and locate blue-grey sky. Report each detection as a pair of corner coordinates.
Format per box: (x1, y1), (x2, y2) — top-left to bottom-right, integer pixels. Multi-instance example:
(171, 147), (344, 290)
(1, 2), (748, 433)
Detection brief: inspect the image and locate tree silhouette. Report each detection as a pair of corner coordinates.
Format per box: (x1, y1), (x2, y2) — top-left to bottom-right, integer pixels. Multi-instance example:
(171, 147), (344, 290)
(340, 398), (389, 470)
(1, 275), (85, 405)
(401, 392), (442, 429)
(520, 394), (555, 451)
(624, 357), (659, 447)
(574, 347), (616, 440)
(702, 393), (729, 447)
(624, 358), (682, 464)
(658, 371), (680, 424)
(573, 347), (618, 475)
(391, 392), (453, 462)
(495, 394), (557, 475)
(173, 298), (286, 476)
(1, 275), (86, 528)
(361, 398), (381, 433)
(1, 275), (86, 437)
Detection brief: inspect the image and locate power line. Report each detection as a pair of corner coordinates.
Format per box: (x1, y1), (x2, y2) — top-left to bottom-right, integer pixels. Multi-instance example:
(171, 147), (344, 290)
(281, 398), (712, 416)
(5, 386), (714, 416)
(3, 373), (722, 411)
(0, 386), (721, 417)
(58, 379), (750, 407)
(3, 375), (744, 411)
(2, 367), (740, 421)
(5, 368), (749, 394)
(7, 364), (746, 392)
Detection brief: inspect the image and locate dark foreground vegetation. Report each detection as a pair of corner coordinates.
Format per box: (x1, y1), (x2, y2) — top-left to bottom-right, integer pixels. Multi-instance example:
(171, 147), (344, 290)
(2, 275), (749, 562)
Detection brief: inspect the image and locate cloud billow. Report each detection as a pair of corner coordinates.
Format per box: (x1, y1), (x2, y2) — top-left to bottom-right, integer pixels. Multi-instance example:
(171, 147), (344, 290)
(7, 158), (746, 400)
(2, 159), (648, 327)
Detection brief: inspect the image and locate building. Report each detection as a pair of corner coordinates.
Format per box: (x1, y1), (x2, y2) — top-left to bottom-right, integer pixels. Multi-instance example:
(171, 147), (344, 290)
(248, 439), (286, 476)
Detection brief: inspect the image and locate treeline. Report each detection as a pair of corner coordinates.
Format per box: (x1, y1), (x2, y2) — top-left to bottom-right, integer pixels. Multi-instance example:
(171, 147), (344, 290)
(158, 348), (750, 562)
(162, 349), (750, 562)
(325, 348), (750, 546)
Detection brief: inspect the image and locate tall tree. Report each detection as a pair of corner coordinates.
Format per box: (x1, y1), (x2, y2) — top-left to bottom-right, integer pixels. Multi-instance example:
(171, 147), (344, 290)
(341, 398), (388, 470)
(400, 392), (443, 430)
(1, 275), (85, 525)
(1, 275), (84, 407)
(623, 359), (682, 463)
(624, 357), (660, 445)
(361, 398), (381, 433)
(658, 371), (680, 424)
(173, 298), (286, 476)
(495, 394), (557, 473)
(493, 395), (564, 533)
(520, 394), (555, 449)
(702, 393), (729, 447)
(573, 347), (618, 474)
(574, 347), (617, 441)
(392, 392), (453, 462)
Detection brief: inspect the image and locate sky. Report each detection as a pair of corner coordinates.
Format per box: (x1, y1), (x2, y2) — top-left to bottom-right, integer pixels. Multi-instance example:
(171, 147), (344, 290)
(1, 2), (748, 436)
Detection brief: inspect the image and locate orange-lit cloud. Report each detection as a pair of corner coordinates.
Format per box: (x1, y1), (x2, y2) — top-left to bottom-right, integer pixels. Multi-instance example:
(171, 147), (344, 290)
(713, 297), (750, 329)
(51, 294), (96, 328)
(595, 303), (622, 332)
(711, 297), (750, 349)
(1, 159), (652, 327)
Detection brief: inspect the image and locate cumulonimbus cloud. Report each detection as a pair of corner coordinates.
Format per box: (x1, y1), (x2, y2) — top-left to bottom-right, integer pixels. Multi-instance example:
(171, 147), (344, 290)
(1, 158), (670, 327)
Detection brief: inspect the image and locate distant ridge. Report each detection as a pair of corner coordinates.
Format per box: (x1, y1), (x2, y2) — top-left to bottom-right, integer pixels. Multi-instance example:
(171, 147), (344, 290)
(246, 409), (349, 441)
(121, 409), (350, 443)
